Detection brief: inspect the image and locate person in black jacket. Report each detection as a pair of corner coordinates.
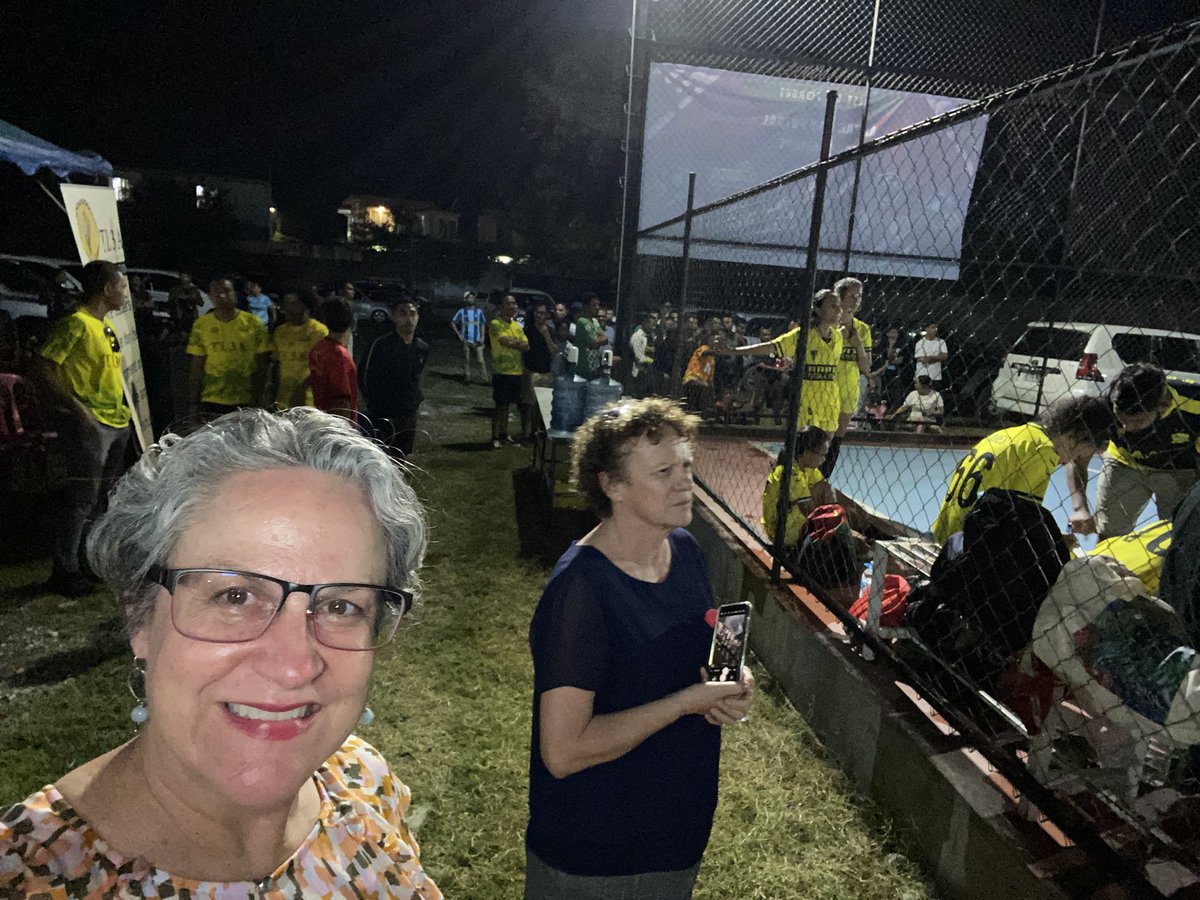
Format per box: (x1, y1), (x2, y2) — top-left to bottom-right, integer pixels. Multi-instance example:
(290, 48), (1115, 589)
(359, 298), (429, 458)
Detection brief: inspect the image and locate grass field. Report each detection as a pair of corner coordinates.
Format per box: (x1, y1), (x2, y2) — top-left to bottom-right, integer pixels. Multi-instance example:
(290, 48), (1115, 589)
(0, 338), (932, 898)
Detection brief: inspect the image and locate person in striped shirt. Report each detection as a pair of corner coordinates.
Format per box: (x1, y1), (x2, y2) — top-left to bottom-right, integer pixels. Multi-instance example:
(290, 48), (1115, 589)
(451, 291), (488, 384)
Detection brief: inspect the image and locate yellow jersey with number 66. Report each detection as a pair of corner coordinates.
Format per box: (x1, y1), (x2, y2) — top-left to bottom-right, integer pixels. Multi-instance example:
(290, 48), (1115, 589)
(931, 423), (1060, 543)
(1090, 519), (1172, 596)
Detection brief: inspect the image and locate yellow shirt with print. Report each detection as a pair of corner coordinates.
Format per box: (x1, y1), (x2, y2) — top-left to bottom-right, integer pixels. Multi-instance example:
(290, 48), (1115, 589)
(39, 308), (131, 428)
(838, 318), (872, 413)
(1106, 382), (1200, 470)
(772, 326), (843, 432)
(187, 311), (269, 406)
(932, 423), (1060, 543)
(762, 464), (825, 547)
(488, 318), (526, 376)
(1091, 519), (1172, 596)
(272, 318), (329, 406)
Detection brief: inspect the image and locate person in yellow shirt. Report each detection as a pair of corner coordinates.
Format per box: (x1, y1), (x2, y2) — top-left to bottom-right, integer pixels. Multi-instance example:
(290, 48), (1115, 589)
(187, 277), (270, 415)
(1073, 364), (1200, 540)
(931, 396), (1114, 543)
(271, 290), (328, 407)
(833, 277), (871, 476)
(1090, 519), (1171, 596)
(33, 260), (132, 596)
(488, 293), (529, 448)
(717, 289), (844, 472)
(762, 427), (836, 549)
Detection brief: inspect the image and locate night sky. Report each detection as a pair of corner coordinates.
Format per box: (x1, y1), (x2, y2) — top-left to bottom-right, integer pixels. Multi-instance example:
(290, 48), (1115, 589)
(1, 1), (630, 239)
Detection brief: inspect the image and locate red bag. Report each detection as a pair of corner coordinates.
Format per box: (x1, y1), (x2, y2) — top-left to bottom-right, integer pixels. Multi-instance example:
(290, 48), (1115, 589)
(804, 504), (848, 542)
(850, 573), (911, 627)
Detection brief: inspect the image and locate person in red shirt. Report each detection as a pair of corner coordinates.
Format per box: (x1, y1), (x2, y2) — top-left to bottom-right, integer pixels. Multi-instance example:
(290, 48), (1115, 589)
(309, 298), (358, 420)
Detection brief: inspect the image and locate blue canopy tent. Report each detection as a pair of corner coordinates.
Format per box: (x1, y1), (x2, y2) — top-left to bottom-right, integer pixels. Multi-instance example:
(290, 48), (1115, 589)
(0, 119), (112, 179)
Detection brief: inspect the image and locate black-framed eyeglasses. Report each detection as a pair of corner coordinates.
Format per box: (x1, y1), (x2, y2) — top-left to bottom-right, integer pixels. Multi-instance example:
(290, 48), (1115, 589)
(149, 567), (413, 651)
(103, 323), (120, 353)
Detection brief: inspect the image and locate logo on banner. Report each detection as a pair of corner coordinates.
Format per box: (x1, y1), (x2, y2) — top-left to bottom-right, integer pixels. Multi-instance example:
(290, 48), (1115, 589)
(74, 200), (101, 260)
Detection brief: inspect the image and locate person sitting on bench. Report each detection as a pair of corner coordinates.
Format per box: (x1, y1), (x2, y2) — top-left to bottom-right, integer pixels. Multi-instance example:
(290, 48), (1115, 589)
(886, 375), (944, 433)
(761, 426), (835, 550)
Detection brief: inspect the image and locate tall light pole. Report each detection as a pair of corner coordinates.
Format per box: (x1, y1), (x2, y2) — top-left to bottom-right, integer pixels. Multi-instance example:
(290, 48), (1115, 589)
(614, 0), (639, 328)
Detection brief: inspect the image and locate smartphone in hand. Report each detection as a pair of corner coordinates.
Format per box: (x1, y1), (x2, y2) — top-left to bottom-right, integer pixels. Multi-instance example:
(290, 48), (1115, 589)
(706, 602), (751, 683)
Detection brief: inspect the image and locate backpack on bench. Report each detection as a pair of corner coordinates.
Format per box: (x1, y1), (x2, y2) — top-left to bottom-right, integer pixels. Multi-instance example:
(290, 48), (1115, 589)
(904, 488), (1070, 688)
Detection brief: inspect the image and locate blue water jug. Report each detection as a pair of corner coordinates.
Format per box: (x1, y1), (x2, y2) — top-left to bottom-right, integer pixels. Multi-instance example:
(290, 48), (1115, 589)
(550, 376), (587, 432)
(584, 377), (624, 421)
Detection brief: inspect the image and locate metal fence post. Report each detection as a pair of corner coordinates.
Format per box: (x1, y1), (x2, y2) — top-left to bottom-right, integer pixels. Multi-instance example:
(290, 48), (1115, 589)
(771, 91), (839, 584)
(670, 172), (698, 397)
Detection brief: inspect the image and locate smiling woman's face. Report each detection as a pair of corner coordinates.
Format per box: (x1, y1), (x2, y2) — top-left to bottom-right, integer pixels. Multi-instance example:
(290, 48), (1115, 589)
(131, 467), (385, 812)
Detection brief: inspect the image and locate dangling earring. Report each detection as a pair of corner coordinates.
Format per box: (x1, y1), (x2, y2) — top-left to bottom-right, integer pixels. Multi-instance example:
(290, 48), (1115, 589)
(359, 706), (375, 726)
(128, 657), (149, 725)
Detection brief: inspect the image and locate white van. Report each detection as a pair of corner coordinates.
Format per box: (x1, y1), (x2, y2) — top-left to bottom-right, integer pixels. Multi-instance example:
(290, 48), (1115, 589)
(991, 322), (1200, 418)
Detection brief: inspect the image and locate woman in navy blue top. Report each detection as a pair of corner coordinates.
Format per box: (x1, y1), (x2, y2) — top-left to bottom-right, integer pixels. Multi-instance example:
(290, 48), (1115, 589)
(526, 398), (755, 899)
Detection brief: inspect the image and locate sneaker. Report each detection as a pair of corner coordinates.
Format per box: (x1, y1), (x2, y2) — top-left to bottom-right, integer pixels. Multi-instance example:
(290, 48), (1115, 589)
(492, 439), (502, 449)
(43, 571), (98, 598)
(504, 435), (519, 445)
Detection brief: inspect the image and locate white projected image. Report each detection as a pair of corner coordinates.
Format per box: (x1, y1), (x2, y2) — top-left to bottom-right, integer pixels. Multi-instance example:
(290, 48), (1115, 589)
(638, 63), (986, 279)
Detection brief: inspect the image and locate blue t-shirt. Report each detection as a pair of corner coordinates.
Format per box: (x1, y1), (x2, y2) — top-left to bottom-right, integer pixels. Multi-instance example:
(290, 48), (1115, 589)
(526, 528), (721, 876)
(246, 292), (272, 327)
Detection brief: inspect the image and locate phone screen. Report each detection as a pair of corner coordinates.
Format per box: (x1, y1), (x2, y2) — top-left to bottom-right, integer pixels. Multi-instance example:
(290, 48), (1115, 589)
(707, 603), (751, 682)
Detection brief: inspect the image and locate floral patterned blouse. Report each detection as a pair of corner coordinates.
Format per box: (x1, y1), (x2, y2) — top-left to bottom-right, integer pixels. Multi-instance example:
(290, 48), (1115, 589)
(0, 735), (442, 898)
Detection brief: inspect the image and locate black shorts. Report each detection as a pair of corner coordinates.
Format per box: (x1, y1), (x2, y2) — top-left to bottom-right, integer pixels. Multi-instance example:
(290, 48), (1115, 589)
(493, 373), (523, 406)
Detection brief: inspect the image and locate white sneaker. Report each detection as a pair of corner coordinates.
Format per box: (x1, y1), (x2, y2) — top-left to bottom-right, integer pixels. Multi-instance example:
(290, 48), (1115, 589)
(492, 439), (502, 449)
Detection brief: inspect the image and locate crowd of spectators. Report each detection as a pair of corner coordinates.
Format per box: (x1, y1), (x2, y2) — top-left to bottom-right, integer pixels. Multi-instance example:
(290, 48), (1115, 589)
(0, 265), (429, 596)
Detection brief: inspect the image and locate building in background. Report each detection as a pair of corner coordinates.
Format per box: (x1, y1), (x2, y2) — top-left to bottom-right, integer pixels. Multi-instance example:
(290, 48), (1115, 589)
(113, 168), (274, 236)
(337, 196), (460, 244)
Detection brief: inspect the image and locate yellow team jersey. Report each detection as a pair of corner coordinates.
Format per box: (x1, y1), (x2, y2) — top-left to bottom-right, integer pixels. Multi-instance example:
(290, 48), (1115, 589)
(272, 318), (329, 406)
(838, 318), (872, 414)
(1106, 382), (1200, 470)
(488, 318), (526, 375)
(1091, 519), (1172, 596)
(187, 310), (269, 406)
(38, 308), (131, 429)
(762, 464), (826, 547)
(772, 326), (843, 432)
(931, 423), (1060, 543)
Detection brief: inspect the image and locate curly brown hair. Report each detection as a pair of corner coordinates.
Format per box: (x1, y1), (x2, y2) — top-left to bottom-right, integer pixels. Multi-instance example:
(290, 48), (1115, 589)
(571, 397), (701, 518)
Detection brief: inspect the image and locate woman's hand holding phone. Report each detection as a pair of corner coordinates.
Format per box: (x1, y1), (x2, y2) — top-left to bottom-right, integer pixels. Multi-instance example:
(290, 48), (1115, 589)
(674, 678), (745, 719)
(701, 666), (754, 726)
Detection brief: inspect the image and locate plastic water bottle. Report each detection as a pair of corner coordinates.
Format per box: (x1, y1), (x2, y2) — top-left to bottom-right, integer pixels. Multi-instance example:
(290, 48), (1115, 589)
(859, 560), (874, 599)
(550, 376), (587, 432)
(584, 377), (623, 420)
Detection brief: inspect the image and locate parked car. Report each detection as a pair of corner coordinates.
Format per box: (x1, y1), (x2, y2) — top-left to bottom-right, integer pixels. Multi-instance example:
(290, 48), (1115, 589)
(0, 257), (52, 319)
(125, 267), (212, 319)
(0, 255), (83, 293)
(991, 321), (1200, 418)
(350, 294), (396, 323)
(486, 287), (555, 314)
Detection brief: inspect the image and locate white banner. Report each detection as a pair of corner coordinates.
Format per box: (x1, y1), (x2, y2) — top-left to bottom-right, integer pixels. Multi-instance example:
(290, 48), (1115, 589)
(59, 184), (151, 451)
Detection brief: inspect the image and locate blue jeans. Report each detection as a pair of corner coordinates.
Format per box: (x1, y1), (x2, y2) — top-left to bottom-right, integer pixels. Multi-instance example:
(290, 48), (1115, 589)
(523, 848), (700, 900)
(54, 415), (130, 575)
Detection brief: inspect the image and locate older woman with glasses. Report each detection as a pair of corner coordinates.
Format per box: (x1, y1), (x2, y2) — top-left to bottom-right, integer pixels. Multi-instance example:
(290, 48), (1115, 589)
(0, 408), (441, 898)
(525, 398), (754, 900)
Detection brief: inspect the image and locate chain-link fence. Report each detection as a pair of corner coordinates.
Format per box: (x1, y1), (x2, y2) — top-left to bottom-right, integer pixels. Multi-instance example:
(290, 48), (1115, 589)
(626, 18), (1200, 891)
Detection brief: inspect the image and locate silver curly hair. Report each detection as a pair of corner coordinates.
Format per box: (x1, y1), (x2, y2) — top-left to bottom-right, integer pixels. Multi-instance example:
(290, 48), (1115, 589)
(87, 407), (427, 637)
